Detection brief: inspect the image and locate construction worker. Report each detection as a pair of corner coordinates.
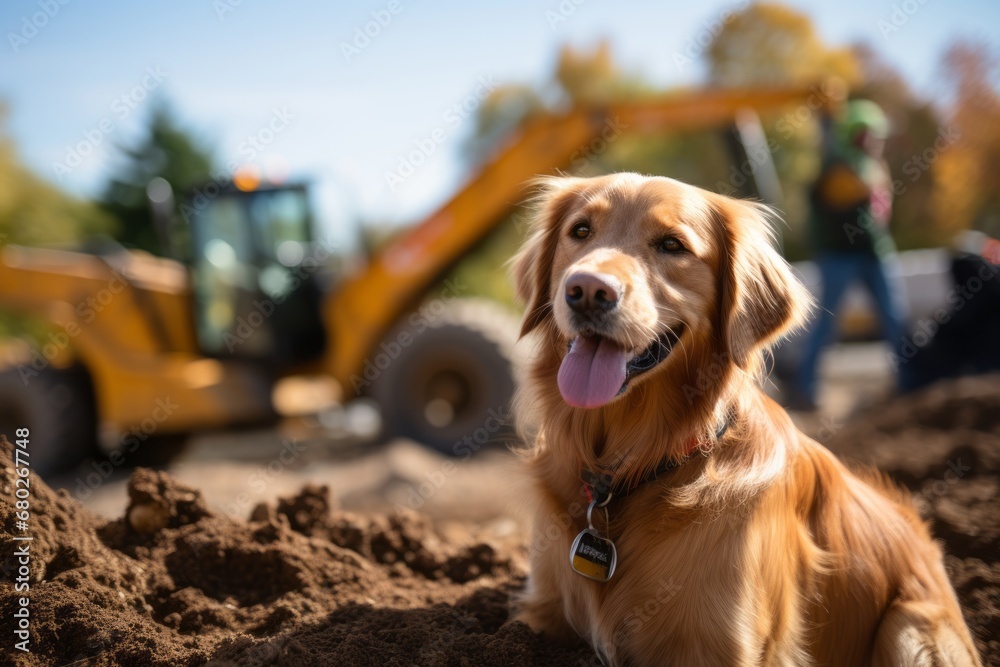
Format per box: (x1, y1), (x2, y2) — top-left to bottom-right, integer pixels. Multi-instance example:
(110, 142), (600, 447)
(792, 99), (908, 410)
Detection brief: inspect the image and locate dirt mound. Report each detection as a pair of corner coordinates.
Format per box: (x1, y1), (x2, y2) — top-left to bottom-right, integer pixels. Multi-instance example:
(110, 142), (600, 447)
(1, 374), (997, 665)
(0, 442), (593, 666)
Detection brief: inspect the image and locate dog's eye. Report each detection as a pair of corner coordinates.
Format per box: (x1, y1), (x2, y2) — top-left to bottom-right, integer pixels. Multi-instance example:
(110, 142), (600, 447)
(656, 237), (684, 254)
(570, 222), (591, 240)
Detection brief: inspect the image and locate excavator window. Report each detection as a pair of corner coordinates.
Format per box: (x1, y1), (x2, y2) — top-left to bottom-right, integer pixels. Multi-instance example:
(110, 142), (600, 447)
(187, 183), (327, 365)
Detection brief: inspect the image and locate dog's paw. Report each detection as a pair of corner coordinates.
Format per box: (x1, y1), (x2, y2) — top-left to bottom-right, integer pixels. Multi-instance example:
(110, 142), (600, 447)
(509, 610), (546, 634)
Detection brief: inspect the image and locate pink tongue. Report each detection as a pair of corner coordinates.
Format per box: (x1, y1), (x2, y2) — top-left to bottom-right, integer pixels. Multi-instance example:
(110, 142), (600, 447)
(557, 336), (628, 409)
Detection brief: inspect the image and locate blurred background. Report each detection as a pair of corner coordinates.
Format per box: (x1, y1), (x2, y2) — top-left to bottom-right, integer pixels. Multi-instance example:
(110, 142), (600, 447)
(0, 0), (998, 524)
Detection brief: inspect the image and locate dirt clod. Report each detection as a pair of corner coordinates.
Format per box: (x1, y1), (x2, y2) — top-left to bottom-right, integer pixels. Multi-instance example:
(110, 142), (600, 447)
(274, 483), (331, 536)
(125, 468), (212, 532)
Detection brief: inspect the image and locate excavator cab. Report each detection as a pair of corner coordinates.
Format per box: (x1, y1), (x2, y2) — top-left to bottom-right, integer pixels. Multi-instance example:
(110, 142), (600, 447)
(186, 183), (327, 366)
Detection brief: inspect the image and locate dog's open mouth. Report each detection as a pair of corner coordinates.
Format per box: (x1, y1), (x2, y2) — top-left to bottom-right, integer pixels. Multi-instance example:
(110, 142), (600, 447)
(557, 327), (684, 409)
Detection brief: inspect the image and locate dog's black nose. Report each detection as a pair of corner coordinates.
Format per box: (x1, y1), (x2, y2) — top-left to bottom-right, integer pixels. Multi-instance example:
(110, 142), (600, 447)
(565, 272), (620, 315)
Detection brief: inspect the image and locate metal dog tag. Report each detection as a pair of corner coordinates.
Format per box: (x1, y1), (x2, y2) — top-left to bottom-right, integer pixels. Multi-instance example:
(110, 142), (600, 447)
(570, 528), (618, 582)
(569, 499), (617, 582)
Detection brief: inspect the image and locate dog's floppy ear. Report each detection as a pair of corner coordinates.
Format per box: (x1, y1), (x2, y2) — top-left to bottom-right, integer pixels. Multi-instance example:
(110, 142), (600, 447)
(713, 197), (813, 370)
(511, 177), (582, 338)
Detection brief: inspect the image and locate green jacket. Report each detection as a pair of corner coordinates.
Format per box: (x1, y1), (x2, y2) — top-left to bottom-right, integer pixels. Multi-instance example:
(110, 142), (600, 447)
(808, 152), (896, 258)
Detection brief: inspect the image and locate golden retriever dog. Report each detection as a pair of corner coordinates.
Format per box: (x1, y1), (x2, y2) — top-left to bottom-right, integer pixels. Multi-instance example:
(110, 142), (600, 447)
(510, 173), (981, 666)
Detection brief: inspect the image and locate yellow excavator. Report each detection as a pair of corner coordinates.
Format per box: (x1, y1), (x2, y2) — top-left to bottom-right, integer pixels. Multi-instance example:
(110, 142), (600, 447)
(0, 86), (825, 474)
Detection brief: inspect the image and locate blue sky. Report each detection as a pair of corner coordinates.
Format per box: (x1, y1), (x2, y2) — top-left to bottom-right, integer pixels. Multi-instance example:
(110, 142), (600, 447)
(1, 0), (998, 246)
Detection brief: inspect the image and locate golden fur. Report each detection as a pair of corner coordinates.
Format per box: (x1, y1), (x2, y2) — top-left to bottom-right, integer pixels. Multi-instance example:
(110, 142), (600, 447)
(511, 173), (981, 666)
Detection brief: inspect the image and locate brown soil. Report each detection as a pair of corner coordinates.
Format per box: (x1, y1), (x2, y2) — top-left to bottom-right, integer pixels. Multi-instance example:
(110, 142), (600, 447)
(0, 450), (593, 666)
(2, 374), (998, 666)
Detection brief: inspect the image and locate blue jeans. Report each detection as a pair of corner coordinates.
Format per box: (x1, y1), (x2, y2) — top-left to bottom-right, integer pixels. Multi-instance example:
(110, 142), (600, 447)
(795, 252), (908, 403)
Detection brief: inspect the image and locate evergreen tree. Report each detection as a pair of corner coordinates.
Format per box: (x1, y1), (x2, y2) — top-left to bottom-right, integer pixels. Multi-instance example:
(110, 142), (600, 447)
(101, 99), (213, 255)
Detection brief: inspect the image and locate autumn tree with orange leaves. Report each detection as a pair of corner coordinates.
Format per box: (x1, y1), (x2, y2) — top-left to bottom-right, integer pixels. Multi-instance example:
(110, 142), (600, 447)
(931, 43), (1000, 241)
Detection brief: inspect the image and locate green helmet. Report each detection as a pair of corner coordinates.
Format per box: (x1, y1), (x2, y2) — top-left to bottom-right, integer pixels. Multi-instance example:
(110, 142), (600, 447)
(841, 99), (890, 142)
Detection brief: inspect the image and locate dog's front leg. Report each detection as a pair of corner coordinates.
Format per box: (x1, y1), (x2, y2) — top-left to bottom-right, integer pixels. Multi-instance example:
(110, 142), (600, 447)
(512, 504), (582, 642)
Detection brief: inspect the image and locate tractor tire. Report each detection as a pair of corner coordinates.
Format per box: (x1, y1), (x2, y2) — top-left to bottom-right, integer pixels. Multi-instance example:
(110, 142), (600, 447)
(0, 364), (98, 478)
(370, 299), (521, 456)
